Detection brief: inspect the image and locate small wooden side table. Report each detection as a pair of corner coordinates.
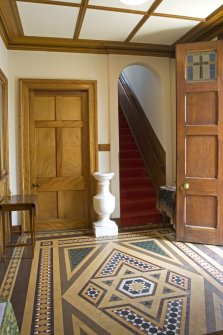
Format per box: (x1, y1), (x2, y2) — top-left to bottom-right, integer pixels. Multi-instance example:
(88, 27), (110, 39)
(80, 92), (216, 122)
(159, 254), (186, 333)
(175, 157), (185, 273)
(0, 194), (37, 260)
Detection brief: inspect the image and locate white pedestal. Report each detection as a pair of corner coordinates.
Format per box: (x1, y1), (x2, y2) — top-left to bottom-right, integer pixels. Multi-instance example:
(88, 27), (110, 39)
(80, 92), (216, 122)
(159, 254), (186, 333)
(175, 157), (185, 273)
(93, 172), (118, 238)
(93, 220), (118, 237)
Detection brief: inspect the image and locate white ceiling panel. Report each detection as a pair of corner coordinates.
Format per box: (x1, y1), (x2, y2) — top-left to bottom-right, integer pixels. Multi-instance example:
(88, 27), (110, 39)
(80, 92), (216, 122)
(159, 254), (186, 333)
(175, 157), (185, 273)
(154, 0), (223, 19)
(17, 2), (79, 38)
(79, 9), (143, 41)
(132, 16), (198, 44)
(89, 0), (154, 11)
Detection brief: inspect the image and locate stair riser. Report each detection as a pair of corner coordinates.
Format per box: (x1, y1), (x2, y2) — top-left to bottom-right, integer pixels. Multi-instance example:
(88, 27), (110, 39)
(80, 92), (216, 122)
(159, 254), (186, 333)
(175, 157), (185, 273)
(121, 214), (162, 226)
(120, 189), (155, 199)
(119, 134), (134, 141)
(120, 178), (152, 188)
(120, 168), (147, 178)
(119, 128), (132, 136)
(120, 159), (144, 168)
(120, 143), (137, 151)
(119, 121), (128, 128)
(121, 200), (157, 211)
(120, 151), (140, 159)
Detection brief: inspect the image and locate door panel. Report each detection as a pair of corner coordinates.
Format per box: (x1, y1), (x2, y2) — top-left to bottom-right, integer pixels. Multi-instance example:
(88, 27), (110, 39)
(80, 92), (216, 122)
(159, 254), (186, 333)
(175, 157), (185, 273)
(38, 192), (58, 219)
(34, 96), (55, 120)
(186, 135), (217, 178)
(60, 128), (82, 176)
(31, 91), (89, 230)
(176, 41), (223, 245)
(186, 92), (217, 125)
(57, 96), (82, 120)
(186, 195), (217, 228)
(36, 128), (56, 177)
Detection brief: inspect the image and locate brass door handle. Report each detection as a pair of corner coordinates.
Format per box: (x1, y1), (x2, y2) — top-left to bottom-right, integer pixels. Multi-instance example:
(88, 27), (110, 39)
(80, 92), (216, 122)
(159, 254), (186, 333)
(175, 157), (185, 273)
(180, 182), (190, 191)
(183, 182), (189, 190)
(32, 183), (40, 188)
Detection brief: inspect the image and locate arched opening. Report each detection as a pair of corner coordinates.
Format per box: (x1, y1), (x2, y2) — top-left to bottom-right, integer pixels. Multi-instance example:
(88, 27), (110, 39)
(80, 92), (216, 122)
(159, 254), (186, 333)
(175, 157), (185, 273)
(118, 64), (166, 227)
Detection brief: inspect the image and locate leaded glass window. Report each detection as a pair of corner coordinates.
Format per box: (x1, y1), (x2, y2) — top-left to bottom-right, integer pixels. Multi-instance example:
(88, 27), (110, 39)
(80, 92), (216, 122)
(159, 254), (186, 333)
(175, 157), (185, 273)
(186, 51), (217, 81)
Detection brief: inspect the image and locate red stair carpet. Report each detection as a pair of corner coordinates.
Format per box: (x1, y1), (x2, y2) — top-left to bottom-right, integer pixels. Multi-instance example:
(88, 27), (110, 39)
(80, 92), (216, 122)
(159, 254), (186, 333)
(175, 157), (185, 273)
(119, 107), (163, 227)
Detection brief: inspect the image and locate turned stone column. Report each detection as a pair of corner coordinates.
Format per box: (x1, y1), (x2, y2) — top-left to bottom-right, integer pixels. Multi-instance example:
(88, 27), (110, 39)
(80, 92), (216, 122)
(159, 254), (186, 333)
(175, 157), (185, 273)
(93, 172), (118, 237)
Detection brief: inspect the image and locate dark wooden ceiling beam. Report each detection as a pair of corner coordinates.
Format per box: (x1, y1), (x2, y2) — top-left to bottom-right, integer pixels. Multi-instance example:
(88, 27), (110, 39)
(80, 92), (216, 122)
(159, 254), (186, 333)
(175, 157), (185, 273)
(7, 36), (175, 57)
(16, 0), (80, 9)
(0, 0), (23, 40)
(153, 12), (205, 22)
(125, 0), (163, 42)
(0, 15), (10, 46)
(73, 0), (89, 39)
(175, 5), (223, 44)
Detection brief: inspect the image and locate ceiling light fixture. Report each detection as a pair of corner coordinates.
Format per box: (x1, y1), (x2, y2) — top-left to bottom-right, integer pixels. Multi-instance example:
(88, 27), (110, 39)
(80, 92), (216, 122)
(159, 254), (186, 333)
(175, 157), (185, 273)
(120, 0), (148, 5)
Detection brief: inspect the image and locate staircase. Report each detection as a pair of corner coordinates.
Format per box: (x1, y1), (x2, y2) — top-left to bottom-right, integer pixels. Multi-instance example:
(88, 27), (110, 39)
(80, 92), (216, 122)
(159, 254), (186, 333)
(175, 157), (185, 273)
(119, 107), (163, 227)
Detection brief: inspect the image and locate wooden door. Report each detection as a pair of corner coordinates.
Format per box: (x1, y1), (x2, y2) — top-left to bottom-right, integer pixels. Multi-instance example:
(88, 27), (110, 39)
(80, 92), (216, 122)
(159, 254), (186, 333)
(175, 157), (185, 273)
(176, 41), (223, 245)
(20, 80), (98, 231)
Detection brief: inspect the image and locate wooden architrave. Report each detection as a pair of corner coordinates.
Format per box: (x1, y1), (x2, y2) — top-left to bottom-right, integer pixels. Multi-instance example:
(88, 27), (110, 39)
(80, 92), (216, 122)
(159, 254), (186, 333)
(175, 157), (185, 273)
(19, 79), (98, 226)
(0, 68), (9, 257)
(0, 68), (9, 202)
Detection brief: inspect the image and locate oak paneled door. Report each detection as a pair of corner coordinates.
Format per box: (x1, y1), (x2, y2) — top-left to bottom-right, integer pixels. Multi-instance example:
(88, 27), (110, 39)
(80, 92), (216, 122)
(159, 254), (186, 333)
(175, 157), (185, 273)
(176, 41), (223, 245)
(20, 80), (97, 231)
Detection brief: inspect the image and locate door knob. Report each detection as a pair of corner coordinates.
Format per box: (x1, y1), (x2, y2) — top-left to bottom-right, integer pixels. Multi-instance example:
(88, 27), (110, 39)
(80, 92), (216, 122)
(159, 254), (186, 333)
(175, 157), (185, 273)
(32, 183), (40, 188)
(183, 182), (189, 190)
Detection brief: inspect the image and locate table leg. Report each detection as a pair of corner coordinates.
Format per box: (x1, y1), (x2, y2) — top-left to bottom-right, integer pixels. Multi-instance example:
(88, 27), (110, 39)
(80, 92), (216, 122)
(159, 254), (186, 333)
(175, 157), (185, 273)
(8, 212), (12, 242)
(29, 209), (35, 258)
(2, 211), (6, 261)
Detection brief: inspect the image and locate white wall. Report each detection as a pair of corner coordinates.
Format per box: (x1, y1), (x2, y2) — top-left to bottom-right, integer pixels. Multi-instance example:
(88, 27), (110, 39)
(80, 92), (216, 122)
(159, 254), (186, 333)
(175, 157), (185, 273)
(7, 50), (175, 219)
(123, 65), (164, 146)
(7, 50), (110, 193)
(0, 35), (7, 75)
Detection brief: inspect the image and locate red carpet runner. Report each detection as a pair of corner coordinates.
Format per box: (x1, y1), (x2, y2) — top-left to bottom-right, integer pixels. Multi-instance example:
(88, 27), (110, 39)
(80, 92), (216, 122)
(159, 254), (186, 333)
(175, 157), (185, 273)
(119, 107), (162, 226)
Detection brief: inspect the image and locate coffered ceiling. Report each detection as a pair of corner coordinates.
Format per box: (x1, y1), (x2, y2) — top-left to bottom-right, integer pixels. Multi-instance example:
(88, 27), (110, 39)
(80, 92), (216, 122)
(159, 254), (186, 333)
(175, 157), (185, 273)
(0, 0), (223, 57)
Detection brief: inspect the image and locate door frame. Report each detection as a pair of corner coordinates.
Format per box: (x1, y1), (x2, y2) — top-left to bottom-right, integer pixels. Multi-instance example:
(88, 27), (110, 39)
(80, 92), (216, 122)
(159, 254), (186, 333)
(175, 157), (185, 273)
(19, 79), (98, 228)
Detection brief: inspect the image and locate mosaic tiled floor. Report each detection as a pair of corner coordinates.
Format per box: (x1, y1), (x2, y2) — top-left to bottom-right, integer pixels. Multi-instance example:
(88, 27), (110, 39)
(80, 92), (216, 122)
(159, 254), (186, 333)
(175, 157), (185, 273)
(0, 228), (223, 335)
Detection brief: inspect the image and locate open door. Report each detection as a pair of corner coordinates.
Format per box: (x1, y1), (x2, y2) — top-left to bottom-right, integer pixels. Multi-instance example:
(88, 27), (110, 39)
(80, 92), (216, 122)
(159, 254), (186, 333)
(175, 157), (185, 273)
(176, 41), (223, 245)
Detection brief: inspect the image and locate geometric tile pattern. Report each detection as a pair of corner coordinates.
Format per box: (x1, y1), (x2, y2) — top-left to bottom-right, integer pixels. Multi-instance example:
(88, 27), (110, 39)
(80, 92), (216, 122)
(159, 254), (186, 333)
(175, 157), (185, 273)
(118, 277), (156, 297)
(31, 246), (54, 335)
(2, 228), (222, 335)
(68, 247), (94, 271)
(174, 241), (223, 284)
(98, 250), (161, 276)
(86, 285), (100, 299)
(113, 298), (183, 334)
(130, 240), (168, 256)
(168, 272), (189, 290)
(0, 237), (26, 299)
(81, 282), (105, 306)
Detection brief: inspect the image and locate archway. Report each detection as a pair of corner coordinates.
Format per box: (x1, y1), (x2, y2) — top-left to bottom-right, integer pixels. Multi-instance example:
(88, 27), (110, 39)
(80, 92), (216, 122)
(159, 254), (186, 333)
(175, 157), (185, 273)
(118, 64), (165, 227)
